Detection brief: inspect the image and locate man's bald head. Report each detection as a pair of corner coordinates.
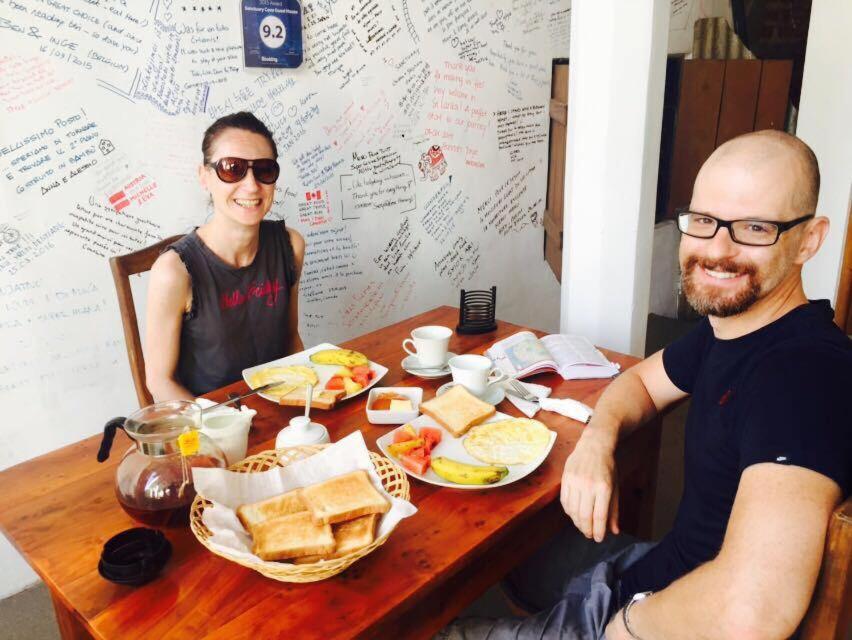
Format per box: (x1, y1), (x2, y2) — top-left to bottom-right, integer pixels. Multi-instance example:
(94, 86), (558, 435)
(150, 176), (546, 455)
(695, 130), (820, 216)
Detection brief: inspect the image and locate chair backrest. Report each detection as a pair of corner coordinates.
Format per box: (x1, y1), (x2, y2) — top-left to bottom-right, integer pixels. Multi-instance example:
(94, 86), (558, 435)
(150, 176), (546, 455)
(109, 234), (184, 408)
(799, 496), (852, 640)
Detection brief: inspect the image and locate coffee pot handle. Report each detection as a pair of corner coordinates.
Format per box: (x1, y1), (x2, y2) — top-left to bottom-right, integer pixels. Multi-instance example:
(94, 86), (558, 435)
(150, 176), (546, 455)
(97, 417), (127, 462)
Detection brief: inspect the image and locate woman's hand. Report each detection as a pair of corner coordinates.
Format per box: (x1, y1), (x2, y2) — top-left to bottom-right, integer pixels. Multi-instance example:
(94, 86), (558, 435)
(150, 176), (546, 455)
(560, 427), (620, 542)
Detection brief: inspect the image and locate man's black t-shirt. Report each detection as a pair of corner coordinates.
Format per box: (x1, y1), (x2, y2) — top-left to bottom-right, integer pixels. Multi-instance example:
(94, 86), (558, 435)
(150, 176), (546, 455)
(619, 300), (851, 601)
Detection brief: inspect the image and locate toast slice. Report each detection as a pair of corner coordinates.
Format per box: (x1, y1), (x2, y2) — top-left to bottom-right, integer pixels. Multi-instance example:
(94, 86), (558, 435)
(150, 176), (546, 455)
(237, 488), (306, 532)
(293, 513), (380, 564)
(278, 386), (345, 410)
(251, 511), (335, 561)
(420, 384), (496, 437)
(300, 470), (390, 525)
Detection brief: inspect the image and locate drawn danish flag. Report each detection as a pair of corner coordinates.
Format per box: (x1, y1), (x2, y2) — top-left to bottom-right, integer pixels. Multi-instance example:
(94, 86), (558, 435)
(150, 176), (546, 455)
(305, 190), (322, 201)
(109, 190), (130, 212)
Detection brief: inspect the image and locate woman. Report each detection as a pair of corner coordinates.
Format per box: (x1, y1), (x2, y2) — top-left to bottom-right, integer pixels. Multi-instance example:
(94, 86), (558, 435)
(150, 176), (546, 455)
(145, 111), (305, 400)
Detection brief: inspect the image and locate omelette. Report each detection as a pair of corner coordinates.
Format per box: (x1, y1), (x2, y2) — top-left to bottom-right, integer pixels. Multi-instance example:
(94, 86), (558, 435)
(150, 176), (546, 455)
(463, 418), (552, 465)
(247, 365), (319, 399)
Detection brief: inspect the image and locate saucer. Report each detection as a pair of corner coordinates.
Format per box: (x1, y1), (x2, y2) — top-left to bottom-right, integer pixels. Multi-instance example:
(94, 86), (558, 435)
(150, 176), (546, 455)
(402, 352), (456, 379)
(436, 381), (505, 406)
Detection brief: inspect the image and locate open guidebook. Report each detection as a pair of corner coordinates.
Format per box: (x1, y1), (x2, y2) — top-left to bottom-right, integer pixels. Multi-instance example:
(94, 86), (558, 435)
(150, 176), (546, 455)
(486, 331), (621, 380)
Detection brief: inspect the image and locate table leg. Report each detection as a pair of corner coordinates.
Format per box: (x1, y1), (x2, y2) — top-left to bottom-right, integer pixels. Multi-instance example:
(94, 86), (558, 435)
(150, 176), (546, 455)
(49, 590), (94, 640)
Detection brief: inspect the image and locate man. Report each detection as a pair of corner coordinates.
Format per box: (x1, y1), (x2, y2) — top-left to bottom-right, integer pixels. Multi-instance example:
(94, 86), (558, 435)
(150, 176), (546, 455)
(441, 130), (850, 639)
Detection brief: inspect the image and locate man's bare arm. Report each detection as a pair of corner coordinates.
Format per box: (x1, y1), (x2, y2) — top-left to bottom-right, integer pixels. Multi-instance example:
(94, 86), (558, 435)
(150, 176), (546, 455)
(607, 463), (841, 640)
(561, 350), (688, 540)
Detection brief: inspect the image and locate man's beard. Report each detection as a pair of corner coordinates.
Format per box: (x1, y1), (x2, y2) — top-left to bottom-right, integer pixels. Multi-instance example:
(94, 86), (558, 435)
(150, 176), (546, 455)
(681, 255), (761, 317)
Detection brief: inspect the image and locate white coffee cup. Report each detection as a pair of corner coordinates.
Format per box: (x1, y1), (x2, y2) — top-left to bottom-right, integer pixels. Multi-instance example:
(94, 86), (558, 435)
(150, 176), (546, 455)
(448, 354), (507, 397)
(402, 325), (452, 367)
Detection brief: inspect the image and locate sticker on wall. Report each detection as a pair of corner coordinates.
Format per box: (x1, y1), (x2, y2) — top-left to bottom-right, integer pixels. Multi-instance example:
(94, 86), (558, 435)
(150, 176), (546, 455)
(241, 0), (303, 68)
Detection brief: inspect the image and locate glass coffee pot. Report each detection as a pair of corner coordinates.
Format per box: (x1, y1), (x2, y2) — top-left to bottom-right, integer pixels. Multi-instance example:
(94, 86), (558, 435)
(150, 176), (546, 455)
(98, 401), (226, 527)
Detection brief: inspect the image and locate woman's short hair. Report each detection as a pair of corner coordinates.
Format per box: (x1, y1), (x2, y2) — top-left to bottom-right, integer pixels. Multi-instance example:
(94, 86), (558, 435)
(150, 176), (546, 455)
(202, 111), (278, 163)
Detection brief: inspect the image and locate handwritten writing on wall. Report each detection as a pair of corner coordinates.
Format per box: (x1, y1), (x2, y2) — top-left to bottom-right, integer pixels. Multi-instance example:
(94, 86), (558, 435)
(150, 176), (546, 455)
(300, 225), (362, 305)
(423, 0), (487, 46)
(174, 20), (241, 89)
(434, 236), (481, 286)
(1, 110), (100, 198)
(424, 62), (489, 146)
(2, 0), (152, 85)
(340, 164), (416, 219)
(511, 0), (546, 35)
(352, 147), (401, 175)
(374, 216), (421, 275)
(322, 92), (393, 150)
(303, 11), (364, 91)
(348, 0), (401, 55)
(549, 7), (571, 56)
(64, 199), (163, 258)
(341, 271), (415, 331)
(0, 55), (73, 113)
(263, 92), (322, 154)
(292, 143), (345, 187)
(208, 74), (294, 120)
(476, 163), (542, 236)
(135, 21), (209, 115)
(0, 277), (121, 398)
(495, 105), (548, 154)
(450, 36), (487, 64)
(0, 222), (65, 278)
(420, 181), (467, 245)
(391, 52), (431, 127)
(488, 40), (549, 89)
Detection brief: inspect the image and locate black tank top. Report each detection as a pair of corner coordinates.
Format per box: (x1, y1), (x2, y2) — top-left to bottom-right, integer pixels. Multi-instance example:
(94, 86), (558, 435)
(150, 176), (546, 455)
(167, 221), (297, 395)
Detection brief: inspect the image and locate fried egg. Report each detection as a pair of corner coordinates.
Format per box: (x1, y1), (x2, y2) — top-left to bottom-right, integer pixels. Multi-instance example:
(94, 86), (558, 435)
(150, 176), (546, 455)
(463, 418), (552, 465)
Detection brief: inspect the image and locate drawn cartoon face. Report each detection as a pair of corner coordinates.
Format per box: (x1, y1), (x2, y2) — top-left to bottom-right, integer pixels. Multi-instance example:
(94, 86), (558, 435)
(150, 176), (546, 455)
(99, 139), (115, 155)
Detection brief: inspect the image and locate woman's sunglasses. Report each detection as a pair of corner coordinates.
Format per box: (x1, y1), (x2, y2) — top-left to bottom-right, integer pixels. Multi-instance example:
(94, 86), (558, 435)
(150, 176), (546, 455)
(206, 157), (280, 184)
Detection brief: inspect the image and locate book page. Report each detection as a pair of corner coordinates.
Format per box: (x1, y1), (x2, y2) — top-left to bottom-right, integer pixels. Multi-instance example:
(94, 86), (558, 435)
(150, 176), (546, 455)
(541, 334), (613, 368)
(487, 331), (557, 376)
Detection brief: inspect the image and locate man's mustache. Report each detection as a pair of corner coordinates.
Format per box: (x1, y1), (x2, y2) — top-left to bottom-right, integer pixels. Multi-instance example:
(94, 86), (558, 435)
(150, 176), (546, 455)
(682, 255), (758, 277)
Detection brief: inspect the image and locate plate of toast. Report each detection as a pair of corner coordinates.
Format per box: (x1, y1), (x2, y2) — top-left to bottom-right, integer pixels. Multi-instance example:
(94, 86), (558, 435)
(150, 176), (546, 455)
(243, 343), (388, 409)
(376, 385), (557, 490)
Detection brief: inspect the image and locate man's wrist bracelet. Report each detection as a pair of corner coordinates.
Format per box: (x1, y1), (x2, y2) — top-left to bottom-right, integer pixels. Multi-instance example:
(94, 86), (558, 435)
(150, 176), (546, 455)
(622, 591), (653, 640)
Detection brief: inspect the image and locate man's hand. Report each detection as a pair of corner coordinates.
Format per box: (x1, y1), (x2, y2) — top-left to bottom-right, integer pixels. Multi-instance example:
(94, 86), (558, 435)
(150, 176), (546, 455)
(560, 427), (620, 542)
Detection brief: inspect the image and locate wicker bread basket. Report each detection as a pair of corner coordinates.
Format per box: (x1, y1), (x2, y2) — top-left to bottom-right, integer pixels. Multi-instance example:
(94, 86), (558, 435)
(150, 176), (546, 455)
(189, 445), (410, 582)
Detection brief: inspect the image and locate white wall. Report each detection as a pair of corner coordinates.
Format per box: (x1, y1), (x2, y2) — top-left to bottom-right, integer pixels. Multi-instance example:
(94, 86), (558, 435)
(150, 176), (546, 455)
(559, 0), (670, 356)
(797, 0), (852, 303)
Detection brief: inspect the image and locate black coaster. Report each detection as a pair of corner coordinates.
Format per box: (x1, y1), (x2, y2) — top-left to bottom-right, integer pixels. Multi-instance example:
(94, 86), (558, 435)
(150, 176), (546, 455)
(98, 528), (172, 586)
(457, 286), (498, 334)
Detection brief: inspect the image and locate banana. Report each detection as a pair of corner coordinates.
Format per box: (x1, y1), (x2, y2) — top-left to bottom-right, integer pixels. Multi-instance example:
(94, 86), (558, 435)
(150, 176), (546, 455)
(430, 456), (509, 485)
(309, 349), (369, 367)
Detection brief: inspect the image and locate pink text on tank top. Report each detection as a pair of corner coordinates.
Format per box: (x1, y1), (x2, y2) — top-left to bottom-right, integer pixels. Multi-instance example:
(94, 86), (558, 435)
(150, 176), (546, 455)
(220, 279), (285, 310)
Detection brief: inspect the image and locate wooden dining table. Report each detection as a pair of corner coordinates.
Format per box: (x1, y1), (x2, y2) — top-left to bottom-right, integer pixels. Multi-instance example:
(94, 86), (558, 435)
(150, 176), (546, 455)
(0, 306), (661, 639)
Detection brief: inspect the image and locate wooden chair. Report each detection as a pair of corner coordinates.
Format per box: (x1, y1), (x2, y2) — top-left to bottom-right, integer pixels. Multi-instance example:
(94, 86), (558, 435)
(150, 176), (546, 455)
(109, 234), (184, 408)
(800, 496), (852, 640)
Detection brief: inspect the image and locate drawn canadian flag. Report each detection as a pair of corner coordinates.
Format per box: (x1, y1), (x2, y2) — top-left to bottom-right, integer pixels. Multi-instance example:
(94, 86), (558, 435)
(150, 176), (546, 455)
(305, 190), (322, 201)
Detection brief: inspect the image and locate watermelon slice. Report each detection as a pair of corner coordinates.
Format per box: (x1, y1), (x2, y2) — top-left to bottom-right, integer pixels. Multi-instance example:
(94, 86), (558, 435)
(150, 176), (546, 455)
(419, 427), (442, 452)
(400, 447), (431, 475)
(326, 375), (345, 391)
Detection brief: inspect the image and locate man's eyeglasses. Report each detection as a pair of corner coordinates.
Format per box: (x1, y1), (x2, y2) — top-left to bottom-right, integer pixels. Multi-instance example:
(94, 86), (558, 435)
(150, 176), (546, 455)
(676, 209), (814, 247)
(206, 157), (280, 184)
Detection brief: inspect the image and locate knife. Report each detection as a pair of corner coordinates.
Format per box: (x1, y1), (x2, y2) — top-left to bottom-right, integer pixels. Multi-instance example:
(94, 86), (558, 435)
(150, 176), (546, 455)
(203, 380), (298, 412)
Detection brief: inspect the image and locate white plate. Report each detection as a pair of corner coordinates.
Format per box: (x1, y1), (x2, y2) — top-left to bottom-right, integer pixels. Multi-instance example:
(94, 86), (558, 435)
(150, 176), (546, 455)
(401, 352), (456, 379)
(242, 343), (388, 405)
(436, 380), (505, 406)
(376, 411), (557, 490)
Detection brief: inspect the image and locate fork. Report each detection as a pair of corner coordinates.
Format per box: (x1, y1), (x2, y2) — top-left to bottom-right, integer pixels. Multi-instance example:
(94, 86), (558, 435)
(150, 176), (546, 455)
(503, 378), (594, 424)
